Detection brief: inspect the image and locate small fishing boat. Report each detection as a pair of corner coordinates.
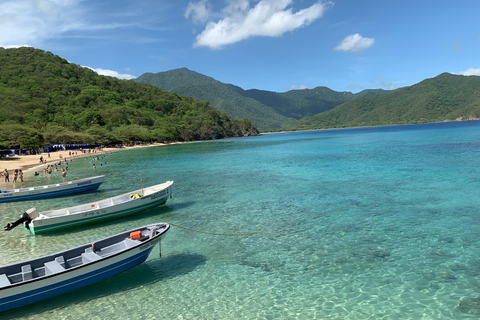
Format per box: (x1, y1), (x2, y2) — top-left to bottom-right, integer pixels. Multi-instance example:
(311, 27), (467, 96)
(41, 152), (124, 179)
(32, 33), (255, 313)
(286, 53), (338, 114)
(4, 181), (173, 234)
(0, 223), (169, 312)
(0, 176), (106, 203)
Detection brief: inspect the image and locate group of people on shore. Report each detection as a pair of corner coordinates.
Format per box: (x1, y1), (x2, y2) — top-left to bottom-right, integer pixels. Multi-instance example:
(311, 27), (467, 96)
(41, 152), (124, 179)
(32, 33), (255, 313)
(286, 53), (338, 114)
(2, 169), (23, 183)
(1, 147), (111, 187)
(2, 153), (71, 185)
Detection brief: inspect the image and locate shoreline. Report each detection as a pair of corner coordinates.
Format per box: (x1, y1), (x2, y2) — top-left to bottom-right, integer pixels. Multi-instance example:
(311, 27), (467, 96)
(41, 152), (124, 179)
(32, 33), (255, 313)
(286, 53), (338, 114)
(0, 142), (181, 189)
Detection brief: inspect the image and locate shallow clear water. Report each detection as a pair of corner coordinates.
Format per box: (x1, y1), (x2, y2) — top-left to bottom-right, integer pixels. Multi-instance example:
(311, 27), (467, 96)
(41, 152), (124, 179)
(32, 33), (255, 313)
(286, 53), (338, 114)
(2, 121), (480, 319)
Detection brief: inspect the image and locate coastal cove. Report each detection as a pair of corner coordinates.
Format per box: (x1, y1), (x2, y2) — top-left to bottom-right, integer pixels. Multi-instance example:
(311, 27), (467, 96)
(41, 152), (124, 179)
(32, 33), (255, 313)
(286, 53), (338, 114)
(0, 142), (183, 190)
(2, 121), (480, 318)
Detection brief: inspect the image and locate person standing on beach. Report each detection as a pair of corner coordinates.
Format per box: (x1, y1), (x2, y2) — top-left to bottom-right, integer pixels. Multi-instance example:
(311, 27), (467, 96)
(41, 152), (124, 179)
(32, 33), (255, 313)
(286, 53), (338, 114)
(13, 169), (18, 183)
(3, 169), (9, 182)
(19, 169), (23, 182)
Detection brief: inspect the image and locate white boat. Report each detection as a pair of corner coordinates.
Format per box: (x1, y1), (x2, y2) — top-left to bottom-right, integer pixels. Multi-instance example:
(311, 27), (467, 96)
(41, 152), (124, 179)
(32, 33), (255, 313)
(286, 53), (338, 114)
(4, 181), (173, 235)
(0, 176), (106, 203)
(0, 223), (170, 312)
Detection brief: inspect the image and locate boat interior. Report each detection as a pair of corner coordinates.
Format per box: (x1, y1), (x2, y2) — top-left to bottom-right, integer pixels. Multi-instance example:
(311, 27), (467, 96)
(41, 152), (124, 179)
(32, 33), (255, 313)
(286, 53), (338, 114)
(40, 182), (172, 218)
(0, 224), (167, 288)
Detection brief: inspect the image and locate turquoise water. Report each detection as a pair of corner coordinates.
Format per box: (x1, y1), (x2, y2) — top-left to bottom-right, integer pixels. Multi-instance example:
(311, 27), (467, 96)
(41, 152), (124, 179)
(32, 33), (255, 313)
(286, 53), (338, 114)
(2, 121), (480, 319)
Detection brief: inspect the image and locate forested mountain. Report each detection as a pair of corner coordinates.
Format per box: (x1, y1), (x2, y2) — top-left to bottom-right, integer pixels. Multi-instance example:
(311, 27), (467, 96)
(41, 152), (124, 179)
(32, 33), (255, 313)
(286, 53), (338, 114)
(0, 47), (258, 149)
(285, 73), (480, 131)
(136, 68), (295, 130)
(136, 68), (389, 131)
(5, 48), (476, 149)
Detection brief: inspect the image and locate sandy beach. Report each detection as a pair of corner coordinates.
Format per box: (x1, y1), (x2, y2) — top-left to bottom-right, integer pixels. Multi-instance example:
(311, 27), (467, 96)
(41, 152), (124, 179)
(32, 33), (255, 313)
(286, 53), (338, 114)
(0, 142), (179, 189)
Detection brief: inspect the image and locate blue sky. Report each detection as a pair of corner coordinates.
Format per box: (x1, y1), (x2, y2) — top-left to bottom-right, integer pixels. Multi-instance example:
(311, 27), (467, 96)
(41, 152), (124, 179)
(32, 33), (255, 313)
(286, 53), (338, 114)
(0, 0), (479, 93)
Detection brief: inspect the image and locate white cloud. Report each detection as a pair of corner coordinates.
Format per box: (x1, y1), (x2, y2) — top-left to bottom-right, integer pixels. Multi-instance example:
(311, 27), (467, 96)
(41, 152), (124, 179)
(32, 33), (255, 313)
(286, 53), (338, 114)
(86, 67), (136, 80)
(0, 0), (147, 48)
(0, 0), (142, 79)
(334, 33), (375, 53)
(290, 84), (310, 90)
(380, 81), (395, 90)
(185, 0), (211, 24)
(372, 75), (397, 90)
(0, 0), (85, 48)
(459, 67), (480, 76)
(187, 0), (331, 49)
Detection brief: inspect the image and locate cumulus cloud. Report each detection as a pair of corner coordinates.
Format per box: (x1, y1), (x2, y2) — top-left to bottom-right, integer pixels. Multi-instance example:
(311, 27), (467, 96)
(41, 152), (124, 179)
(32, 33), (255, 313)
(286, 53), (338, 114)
(334, 33), (375, 53)
(459, 67), (480, 76)
(186, 0), (331, 49)
(185, 0), (211, 24)
(86, 67), (136, 80)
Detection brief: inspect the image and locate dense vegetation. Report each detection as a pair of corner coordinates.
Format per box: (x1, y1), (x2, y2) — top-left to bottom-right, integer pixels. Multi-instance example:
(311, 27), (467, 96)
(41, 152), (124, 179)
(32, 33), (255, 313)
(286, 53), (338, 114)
(136, 68), (295, 130)
(0, 47), (258, 149)
(285, 73), (480, 131)
(136, 68), (388, 131)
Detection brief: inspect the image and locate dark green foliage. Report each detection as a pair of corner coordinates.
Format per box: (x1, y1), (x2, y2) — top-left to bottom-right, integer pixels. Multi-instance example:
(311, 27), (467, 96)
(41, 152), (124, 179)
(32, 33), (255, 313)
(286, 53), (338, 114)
(0, 47), (258, 149)
(136, 68), (295, 131)
(136, 68), (389, 131)
(285, 73), (480, 131)
(0, 124), (44, 149)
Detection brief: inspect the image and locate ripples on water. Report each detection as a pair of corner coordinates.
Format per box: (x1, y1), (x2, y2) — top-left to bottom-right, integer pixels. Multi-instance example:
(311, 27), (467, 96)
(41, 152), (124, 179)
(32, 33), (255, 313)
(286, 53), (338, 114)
(2, 121), (480, 319)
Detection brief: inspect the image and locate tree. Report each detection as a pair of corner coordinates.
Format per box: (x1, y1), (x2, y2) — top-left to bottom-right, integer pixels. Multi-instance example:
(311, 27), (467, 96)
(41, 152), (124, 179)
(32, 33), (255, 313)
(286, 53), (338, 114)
(86, 125), (120, 144)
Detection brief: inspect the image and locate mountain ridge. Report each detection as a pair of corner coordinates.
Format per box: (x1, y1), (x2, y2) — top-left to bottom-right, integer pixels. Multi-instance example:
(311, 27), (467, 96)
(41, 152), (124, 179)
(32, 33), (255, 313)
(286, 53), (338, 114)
(285, 72), (480, 130)
(136, 68), (389, 130)
(0, 47), (259, 149)
(137, 68), (480, 132)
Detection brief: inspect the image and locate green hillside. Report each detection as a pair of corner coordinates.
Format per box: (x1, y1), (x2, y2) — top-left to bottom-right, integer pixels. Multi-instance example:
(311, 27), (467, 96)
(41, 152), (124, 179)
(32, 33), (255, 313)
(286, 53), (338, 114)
(0, 47), (258, 149)
(285, 73), (480, 130)
(136, 68), (295, 130)
(136, 68), (389, 131)
(243, 87), (355, 119)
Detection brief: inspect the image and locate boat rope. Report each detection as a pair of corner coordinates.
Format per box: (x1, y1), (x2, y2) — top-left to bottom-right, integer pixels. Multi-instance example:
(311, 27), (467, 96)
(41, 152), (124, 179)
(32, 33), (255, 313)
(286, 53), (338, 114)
(168, 223), (269, 236)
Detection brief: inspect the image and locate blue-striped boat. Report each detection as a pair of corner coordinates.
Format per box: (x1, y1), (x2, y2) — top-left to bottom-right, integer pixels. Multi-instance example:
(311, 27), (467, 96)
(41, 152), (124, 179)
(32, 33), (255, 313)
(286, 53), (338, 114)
(0, 223), (170, 312)
(0, 176), (105, 203)
(4, 181), (173, 235)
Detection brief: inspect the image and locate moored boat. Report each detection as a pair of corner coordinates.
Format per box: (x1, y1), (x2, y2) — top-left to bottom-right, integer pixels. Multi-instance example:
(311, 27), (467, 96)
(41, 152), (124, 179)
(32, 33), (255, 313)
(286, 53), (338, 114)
(4, 181), (173, 234)
(0, 223), (170, 312)
(0, 176), (105, 203)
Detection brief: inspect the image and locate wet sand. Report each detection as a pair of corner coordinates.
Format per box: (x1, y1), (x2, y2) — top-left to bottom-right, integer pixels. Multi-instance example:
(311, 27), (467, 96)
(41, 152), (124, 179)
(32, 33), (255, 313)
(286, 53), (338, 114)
(0, 142), (180, 189)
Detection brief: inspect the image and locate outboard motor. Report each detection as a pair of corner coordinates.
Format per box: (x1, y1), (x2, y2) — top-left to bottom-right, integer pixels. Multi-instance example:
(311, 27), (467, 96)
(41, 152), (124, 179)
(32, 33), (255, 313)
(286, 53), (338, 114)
(4, 209), (35, 231)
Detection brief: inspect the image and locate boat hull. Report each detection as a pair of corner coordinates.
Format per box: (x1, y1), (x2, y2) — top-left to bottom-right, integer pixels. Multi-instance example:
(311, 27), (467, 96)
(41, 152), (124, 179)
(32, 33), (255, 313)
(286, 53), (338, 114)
(0, 247), (154, 312)
(0, 176), (105, 203)
(28, 182), (173, 234)
(0, 224), (168, 312)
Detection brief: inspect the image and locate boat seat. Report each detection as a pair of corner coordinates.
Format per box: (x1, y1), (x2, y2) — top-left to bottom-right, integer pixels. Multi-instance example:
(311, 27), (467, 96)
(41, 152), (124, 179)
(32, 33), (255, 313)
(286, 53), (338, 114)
(0, 274), (10, 287)
(55, 256), (65, 267)
(22, 264), (32, 281)
(82, 252), (102, 263)
(44, 260), (65, 275)
(66, 256), (82, 268)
